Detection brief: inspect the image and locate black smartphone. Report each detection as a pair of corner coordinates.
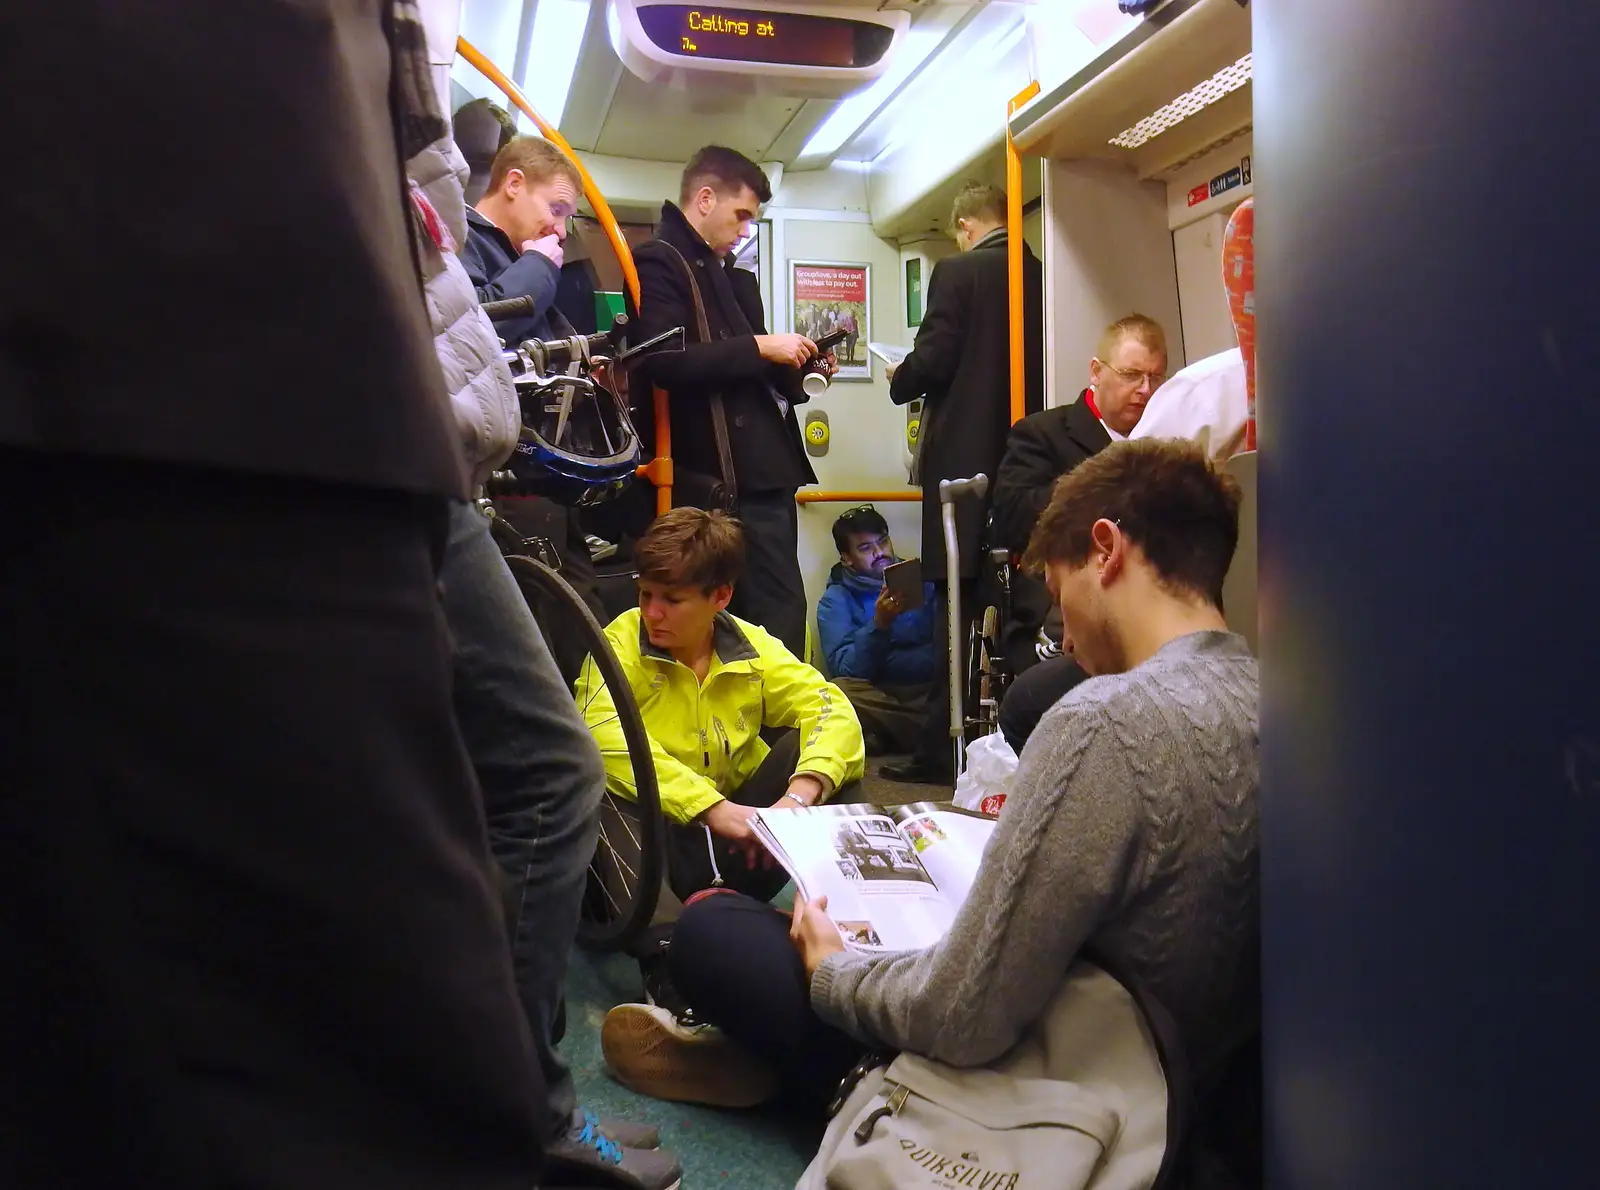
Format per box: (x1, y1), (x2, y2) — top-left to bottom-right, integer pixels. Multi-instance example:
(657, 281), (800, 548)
(883, 558), (924, 608)
(812, 327), (848, 354)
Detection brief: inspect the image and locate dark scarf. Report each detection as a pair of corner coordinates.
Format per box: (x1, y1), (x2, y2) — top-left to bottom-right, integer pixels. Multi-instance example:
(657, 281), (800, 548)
(388, 0), (447, 160)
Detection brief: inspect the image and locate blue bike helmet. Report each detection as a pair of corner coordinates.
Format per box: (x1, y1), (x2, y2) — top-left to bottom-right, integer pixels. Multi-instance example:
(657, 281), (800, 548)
(502, 354), (641, 507)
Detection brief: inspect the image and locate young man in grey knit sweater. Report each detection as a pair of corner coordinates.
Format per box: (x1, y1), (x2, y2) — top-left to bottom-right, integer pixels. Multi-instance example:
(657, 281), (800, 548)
(602, 439), (1259, 1131)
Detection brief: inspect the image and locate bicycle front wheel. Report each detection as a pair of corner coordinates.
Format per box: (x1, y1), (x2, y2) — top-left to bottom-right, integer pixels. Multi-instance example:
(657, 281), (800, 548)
(504, 555), (665, 951)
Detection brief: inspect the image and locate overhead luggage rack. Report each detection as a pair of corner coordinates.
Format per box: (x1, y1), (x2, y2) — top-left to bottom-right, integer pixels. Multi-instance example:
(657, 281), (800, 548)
(1009, 0), (1251, 179)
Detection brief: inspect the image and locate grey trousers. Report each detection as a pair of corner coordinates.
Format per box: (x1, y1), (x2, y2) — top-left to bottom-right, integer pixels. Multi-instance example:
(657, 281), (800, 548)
(834, 677), (931, 754)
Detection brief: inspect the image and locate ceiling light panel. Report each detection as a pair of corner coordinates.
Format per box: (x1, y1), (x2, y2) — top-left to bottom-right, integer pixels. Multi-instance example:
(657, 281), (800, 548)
(1108, 52), (1252, 149)
(520, 0), (590, 130)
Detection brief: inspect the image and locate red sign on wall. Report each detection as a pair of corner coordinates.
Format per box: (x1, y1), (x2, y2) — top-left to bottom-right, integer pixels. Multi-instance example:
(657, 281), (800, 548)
(1187, 182), (1211, 207)
(792, 263), (867, 303)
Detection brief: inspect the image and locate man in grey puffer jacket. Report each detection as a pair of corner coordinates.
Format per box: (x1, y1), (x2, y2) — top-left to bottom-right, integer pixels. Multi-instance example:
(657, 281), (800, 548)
(405, 127), (682, 1190)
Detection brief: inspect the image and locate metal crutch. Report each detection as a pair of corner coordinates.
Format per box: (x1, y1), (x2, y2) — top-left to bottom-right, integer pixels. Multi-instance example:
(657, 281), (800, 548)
(939, 473), (989, 777)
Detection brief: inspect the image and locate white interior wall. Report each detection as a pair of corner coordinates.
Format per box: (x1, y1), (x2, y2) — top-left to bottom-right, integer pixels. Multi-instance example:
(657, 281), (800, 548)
(1022, 206), (1044, 259)
(1164, 136), (1254, 231)
(1164, 134), (1253, 366)
(1172, 213), (1237, 361)
(1041, 159), (1182, 408)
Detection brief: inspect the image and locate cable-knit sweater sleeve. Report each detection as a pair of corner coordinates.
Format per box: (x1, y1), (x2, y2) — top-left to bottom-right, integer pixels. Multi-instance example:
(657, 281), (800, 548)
(809, 699), (1148, 1067)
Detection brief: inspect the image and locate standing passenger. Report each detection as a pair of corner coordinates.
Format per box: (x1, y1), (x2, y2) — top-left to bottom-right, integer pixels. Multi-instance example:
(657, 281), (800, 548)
(461, 135), (604, 629)
(634, 146), (827, 658)
(2, 2), (546, 1186)
(405, 128), (681, 1190)
(883, 181), (1044, 783)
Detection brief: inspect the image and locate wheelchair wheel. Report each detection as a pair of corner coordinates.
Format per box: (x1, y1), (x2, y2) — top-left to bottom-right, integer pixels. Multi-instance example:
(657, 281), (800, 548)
(503, 555), (665, 951)
(964, 606), (1007, 742)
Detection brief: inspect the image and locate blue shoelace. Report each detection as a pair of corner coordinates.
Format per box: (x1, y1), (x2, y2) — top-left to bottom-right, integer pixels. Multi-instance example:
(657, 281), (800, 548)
(576, 1110), (623, 1165)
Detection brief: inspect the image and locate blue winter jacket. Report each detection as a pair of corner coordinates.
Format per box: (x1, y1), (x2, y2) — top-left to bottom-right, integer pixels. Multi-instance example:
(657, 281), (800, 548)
(461, 207), (565, 346)
(816, 562), (938, 686)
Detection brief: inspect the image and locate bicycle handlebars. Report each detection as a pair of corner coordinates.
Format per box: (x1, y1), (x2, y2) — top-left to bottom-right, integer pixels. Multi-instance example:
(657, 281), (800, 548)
(480, 295), (535, 321)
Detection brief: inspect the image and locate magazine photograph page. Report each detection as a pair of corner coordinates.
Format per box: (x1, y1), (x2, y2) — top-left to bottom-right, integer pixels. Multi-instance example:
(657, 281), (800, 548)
(884, 802), (996, 910)
(753, 802), (996, 953)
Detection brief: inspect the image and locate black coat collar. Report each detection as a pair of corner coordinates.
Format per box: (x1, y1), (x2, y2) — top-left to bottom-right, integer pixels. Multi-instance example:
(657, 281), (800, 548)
(657, 201), (717, 264)
(1064, 391), (1113, 454)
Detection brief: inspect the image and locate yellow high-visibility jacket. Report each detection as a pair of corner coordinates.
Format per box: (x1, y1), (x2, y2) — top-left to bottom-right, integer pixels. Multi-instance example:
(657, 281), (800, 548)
(576, 608), (866, 825)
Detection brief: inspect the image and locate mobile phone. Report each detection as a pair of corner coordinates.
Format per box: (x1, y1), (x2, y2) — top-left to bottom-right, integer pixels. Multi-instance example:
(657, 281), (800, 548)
(883, 558), (924, 608)
(812, 327), (848, 354)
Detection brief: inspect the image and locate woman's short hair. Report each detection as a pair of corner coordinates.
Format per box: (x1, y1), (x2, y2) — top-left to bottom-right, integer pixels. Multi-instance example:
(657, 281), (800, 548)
(634, 508), (744, 592)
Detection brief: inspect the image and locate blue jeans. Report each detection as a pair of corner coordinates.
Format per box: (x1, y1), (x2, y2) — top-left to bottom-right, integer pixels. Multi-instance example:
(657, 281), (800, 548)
(439, 501), (605, 1138)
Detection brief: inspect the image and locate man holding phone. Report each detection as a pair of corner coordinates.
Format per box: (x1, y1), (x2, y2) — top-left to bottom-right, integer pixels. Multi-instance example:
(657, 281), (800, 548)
(816, 506), (939, 754)
(635, 146), (834, 658)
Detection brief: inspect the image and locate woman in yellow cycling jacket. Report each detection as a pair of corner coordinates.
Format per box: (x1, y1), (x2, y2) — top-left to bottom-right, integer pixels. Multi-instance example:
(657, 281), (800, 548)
(576, 509), (866, 900)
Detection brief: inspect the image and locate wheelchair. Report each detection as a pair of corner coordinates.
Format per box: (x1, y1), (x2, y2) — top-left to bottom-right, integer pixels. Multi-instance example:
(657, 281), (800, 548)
(938, 476), (1018, 774)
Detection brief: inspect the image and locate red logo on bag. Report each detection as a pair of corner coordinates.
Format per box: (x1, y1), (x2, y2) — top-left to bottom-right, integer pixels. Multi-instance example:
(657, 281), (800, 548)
(979, 793), (1006, 817)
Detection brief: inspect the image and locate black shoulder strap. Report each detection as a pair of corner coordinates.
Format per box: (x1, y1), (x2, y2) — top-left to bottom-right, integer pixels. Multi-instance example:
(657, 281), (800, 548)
(649, 241), (738, 505)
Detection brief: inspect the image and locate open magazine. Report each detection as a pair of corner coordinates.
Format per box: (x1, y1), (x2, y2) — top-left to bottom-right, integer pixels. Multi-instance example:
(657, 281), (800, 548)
(752, 802), (997, 953)
(866, 341), (910, 368)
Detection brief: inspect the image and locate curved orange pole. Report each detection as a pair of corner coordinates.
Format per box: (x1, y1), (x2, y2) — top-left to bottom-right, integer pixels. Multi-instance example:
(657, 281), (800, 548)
(1006, 81), (1040, 426)
(456, 36), (672, 511)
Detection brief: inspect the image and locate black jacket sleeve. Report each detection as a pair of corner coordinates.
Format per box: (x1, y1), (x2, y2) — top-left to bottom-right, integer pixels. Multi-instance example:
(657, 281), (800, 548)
(992, 416), (1081, 553)
(889, 254), (968, 408)
(635, 247), (767, 395)
(463, 236), (560, 316)
(728, 264), (809, 405)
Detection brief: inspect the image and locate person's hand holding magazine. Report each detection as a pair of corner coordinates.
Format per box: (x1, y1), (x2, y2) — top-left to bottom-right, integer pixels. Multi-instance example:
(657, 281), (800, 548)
(749, 800), (999, 954)
(791, 892), (846, 974)
(697, 772), (830, 870)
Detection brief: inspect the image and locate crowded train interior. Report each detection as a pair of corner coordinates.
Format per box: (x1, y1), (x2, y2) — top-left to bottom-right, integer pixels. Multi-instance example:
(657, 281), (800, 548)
(5, 2), (1595, 1190)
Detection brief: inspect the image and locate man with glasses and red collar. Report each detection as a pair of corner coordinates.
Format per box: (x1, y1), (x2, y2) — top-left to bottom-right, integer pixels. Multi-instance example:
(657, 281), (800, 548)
(989, 314), (1169, 750)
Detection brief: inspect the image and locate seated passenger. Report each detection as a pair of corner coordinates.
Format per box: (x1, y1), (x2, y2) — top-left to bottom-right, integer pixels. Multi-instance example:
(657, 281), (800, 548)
(990, 313), (1167, 750)
(577, 508), (866, 903)
(600, 440), (1259, 1144)
(815, 505), (937, 754)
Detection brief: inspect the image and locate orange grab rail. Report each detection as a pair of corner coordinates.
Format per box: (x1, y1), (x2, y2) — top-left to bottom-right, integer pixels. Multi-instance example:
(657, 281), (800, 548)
(455, 37), (673, 512)
(1005, 81), (1040, 427)
(794, 491), (921, 504)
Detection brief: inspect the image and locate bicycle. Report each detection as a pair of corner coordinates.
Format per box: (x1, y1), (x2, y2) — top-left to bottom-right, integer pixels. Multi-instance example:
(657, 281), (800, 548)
(479, 299), (682, 951)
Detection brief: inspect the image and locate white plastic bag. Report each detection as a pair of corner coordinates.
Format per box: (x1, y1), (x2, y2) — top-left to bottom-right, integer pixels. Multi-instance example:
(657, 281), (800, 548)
(952, 732), (1018, 817)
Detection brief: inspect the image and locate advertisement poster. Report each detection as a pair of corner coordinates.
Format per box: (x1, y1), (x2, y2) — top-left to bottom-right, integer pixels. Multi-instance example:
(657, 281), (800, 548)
(790, 260), (871, 381)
